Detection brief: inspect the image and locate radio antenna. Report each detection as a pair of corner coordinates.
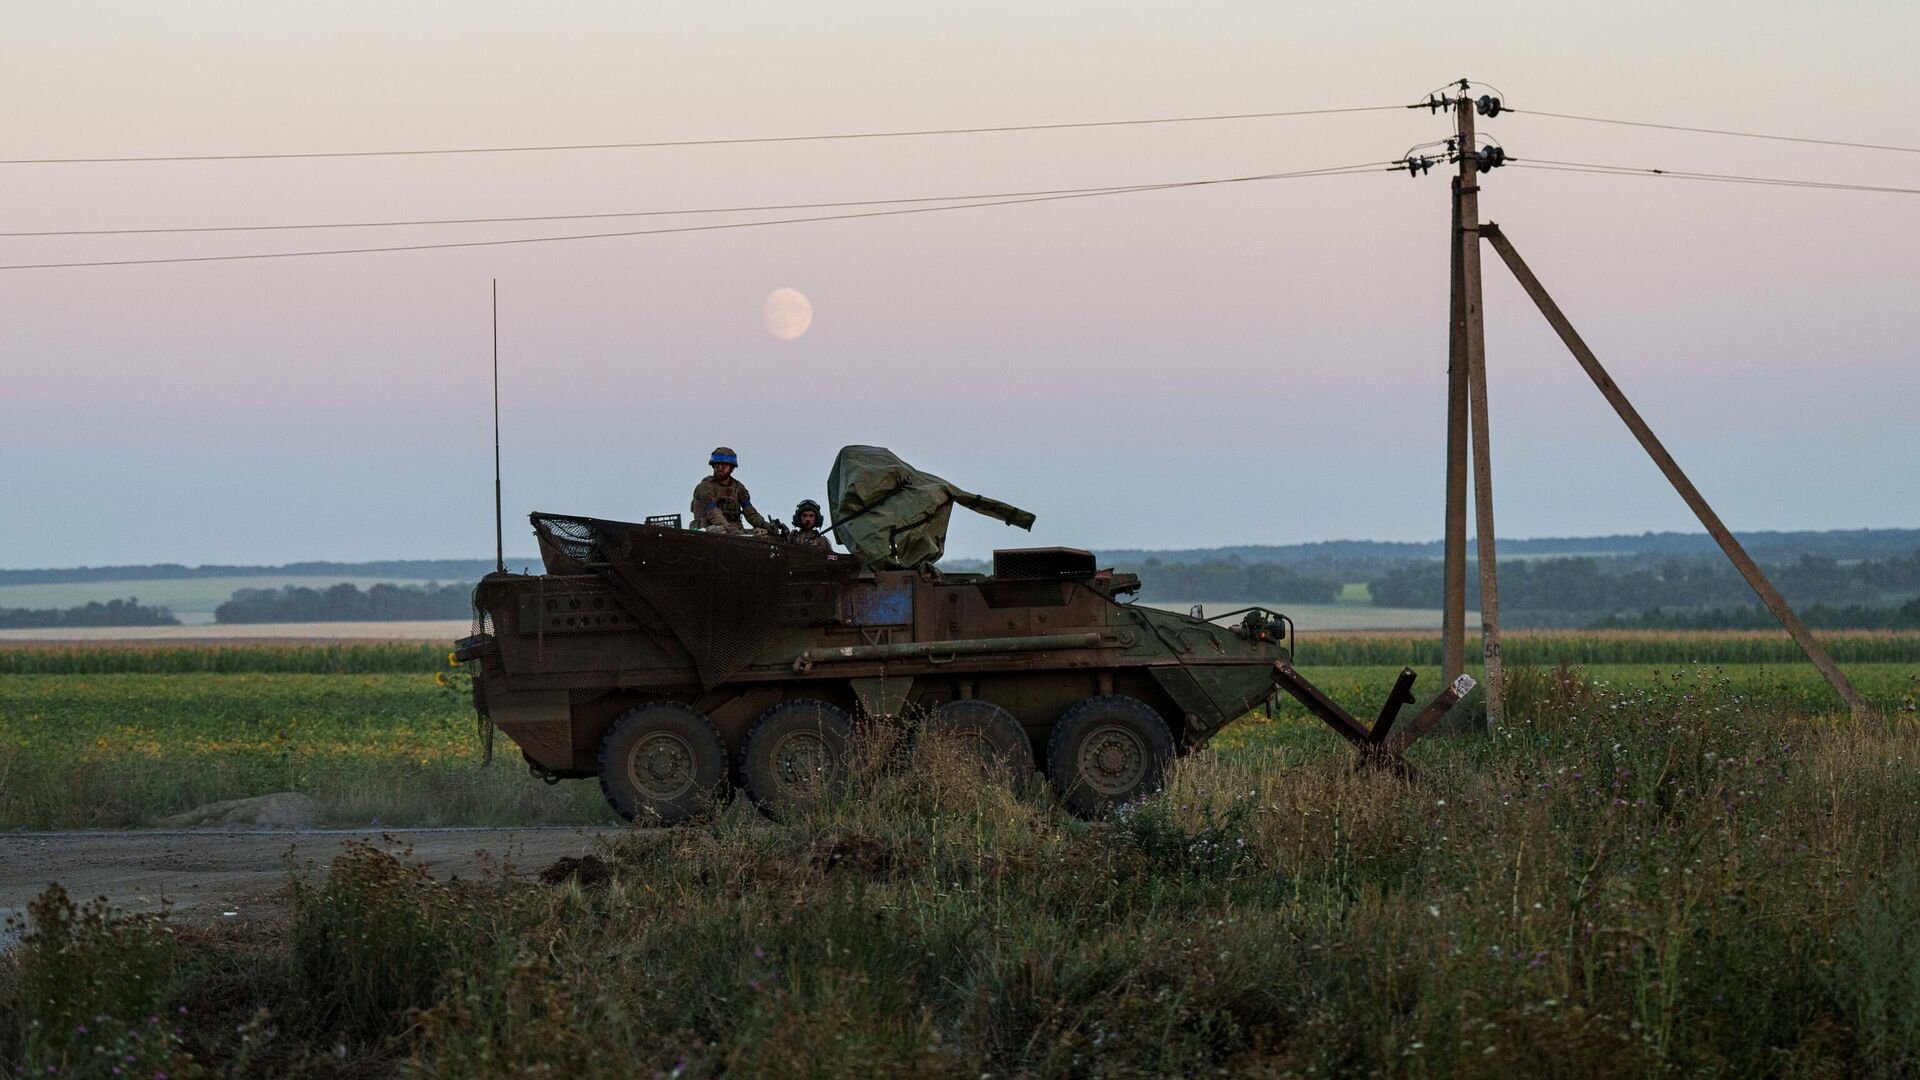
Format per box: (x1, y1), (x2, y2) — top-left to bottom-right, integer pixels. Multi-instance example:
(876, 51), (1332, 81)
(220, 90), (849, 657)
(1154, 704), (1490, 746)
(492, 278), (504, 573)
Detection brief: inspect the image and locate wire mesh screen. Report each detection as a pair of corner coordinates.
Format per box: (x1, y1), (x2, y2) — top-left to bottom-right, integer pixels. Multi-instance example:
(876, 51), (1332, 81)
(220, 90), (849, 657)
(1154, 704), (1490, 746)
(530, 513), (860, 688)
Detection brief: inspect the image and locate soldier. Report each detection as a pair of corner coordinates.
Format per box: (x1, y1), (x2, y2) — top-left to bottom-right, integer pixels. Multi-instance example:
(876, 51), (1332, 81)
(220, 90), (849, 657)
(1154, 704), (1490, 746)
(690, 447), (769, 534)
(789, 499), (833, 551)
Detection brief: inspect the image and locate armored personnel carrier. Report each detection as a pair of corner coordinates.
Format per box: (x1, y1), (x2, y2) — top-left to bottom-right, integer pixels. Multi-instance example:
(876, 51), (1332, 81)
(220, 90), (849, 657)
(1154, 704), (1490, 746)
(460, 447), (1471, 822)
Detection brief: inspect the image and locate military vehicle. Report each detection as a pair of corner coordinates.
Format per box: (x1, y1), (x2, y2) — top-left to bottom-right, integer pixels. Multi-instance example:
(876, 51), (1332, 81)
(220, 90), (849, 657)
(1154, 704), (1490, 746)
(458, 446), (1471, 822)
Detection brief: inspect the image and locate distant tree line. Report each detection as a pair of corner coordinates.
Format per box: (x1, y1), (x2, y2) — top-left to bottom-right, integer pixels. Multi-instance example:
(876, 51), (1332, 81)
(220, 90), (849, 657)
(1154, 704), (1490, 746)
(215, 582), (471, 623)
(1591, 597), (1920, 631)
(0, 598), (179, 629)
(1369, 551), (1920, 620)
(1090, 527), (1920, 566)
(1120, 559), (1342, 604)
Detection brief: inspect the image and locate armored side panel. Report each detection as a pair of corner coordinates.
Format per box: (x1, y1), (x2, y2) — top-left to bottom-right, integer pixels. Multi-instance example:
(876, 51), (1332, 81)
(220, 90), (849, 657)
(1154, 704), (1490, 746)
(530, 513), (862, 688)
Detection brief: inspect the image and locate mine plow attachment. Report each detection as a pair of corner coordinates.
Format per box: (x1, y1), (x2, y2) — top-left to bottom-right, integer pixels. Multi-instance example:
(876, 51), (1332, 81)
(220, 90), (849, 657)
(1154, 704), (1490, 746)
(1270, 661), (1477, 769)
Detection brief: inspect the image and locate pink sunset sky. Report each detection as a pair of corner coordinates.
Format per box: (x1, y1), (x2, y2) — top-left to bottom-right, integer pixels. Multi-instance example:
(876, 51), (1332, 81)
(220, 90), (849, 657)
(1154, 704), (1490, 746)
(1, 2), (1915, 566)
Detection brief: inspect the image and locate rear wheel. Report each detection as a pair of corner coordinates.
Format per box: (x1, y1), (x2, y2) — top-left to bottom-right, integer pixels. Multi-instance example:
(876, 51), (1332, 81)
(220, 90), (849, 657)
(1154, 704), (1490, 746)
(1046, 694), (1175, 818)
(920, 699), (1035, 784)
(597, 702), (730, 824)
(740, 699), (855, 817)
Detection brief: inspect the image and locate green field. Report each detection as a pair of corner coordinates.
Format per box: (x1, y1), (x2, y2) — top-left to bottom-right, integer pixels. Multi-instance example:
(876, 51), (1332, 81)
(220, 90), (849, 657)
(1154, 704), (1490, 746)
(0, 671), (606, 830)
(1, 638), (1913, 829)
(5, 655), (1919, 1075)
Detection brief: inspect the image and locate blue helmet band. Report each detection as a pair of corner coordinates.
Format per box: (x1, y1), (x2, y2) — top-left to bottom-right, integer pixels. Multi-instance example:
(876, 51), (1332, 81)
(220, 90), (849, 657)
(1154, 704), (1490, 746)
(710, 452), (738, 466)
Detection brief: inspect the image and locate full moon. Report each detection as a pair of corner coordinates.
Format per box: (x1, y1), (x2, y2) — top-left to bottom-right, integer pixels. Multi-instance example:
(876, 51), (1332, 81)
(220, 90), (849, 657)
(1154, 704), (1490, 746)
(762, 288), (813, 341)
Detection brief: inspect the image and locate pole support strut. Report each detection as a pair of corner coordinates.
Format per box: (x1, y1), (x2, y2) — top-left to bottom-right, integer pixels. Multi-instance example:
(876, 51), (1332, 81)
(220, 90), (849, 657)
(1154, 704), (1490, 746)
(1479, 223), (1874, 719)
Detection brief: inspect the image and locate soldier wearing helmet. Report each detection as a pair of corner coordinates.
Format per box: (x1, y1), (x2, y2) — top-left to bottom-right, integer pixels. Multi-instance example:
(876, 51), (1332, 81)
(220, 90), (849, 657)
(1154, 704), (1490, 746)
(788, 499), (832, 552)
(690, 447), (768, 535)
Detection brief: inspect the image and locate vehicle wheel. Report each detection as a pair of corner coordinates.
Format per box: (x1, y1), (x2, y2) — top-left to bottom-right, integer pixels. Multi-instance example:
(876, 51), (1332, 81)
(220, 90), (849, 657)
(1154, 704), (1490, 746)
(597, 702), (730, 825)
(921, 699), (1035, 784)
(740, 698), (855, 817)
(1046, 695), (1176, 818)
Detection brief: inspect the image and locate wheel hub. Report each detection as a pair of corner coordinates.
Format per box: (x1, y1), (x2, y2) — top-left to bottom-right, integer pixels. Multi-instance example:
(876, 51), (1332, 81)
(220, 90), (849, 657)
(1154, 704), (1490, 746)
(1079, 725), (1146, 795)
(629, 731), (695, 800)
(773, 731), (832, 789)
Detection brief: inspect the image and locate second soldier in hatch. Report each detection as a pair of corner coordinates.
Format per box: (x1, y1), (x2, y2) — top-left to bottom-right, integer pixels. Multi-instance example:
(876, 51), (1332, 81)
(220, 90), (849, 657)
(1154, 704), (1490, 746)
(789, 499), (832, 551)
(691, 447), (769, 535)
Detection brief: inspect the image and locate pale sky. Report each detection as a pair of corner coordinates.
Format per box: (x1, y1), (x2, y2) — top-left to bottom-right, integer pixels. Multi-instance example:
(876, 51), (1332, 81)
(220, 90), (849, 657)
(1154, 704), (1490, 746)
(2, 2), (1915, 567)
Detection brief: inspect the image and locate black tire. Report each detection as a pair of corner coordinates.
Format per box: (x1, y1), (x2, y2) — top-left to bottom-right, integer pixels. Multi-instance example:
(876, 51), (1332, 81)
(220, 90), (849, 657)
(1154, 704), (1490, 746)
(740, 698), (855, 817)
(597, 702), (730, 825)
(921, 699), (1035, 784)
(1045, 695), (1176, 818)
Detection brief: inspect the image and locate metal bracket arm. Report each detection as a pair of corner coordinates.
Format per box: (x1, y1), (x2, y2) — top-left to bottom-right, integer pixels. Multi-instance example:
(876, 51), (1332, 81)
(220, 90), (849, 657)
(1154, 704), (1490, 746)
(1271, 661), (1371, 746)
(1271, 662), (1478, 766)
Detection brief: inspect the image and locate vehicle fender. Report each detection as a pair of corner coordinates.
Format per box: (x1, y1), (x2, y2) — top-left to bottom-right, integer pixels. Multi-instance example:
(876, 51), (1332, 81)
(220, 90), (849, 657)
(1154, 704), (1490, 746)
(486, 688), (573, 770)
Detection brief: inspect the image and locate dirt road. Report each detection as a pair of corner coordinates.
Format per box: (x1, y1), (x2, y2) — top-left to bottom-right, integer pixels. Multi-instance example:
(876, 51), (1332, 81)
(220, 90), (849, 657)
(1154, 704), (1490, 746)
(0, 827), (625, 945)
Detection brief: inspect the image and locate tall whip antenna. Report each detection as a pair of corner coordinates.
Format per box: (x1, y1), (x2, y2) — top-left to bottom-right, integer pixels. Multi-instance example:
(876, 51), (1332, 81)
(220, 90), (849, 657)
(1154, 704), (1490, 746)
(492, 278), (504, 573)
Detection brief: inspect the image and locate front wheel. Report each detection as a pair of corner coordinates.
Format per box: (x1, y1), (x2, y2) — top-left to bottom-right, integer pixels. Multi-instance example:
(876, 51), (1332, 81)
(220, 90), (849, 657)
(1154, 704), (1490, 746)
(597, 702), (731, 824)
(1046, 695), (1175, 818)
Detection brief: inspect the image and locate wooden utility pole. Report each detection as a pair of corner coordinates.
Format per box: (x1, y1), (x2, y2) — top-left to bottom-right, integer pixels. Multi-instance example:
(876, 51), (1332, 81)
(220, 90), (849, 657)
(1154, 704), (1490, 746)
(492, 278), (504, 574)
(1481, 226), (1874, 719)
(1455, 91), (1506, 730)
(1441, 173), (1470, 681)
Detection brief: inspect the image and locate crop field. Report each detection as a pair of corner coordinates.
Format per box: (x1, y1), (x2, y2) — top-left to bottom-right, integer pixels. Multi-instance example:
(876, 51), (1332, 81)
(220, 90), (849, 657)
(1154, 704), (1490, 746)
(5, 655), (1920, 1075)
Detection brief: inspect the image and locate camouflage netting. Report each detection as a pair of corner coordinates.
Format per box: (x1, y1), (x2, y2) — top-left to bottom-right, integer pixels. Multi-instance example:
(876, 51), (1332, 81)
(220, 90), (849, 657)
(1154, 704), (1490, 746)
(826, 445), (1035, 569)
(530, 513), (861, 688)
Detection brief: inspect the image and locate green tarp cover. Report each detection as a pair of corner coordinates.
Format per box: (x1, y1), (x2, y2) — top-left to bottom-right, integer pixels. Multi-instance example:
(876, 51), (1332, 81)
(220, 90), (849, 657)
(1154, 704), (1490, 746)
(826, 445), (1036, 569)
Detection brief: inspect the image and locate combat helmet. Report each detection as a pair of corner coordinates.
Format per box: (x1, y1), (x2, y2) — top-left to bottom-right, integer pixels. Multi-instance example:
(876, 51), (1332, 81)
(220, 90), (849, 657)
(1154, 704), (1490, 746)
(709, 446), (738, 467)
(792, 498), (822, 528)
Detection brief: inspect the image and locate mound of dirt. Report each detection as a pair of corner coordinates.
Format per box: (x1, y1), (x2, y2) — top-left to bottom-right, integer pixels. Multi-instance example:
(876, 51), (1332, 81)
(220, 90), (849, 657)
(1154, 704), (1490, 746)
(156, 792), (320, 829)
(538, 854), (612, 888)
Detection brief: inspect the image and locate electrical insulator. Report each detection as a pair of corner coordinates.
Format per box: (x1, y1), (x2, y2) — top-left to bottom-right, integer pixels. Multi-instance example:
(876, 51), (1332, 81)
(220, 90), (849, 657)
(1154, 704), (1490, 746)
(1403, 156), (1434, 178)
(1476, 94), (1503, 117)
(1426, 94), (1451, 114)
(1474, 146), (1507, 172)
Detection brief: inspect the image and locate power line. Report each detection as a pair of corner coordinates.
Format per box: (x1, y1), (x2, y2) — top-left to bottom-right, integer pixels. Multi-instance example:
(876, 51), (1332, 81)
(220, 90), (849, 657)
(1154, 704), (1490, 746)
(0, 161), (1393, 271)
(1511, 108), (1920, 156)
(0, 106), (1405, 165)
(1512, 157), (1920, 196)
(0, 178), (1320, 237)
